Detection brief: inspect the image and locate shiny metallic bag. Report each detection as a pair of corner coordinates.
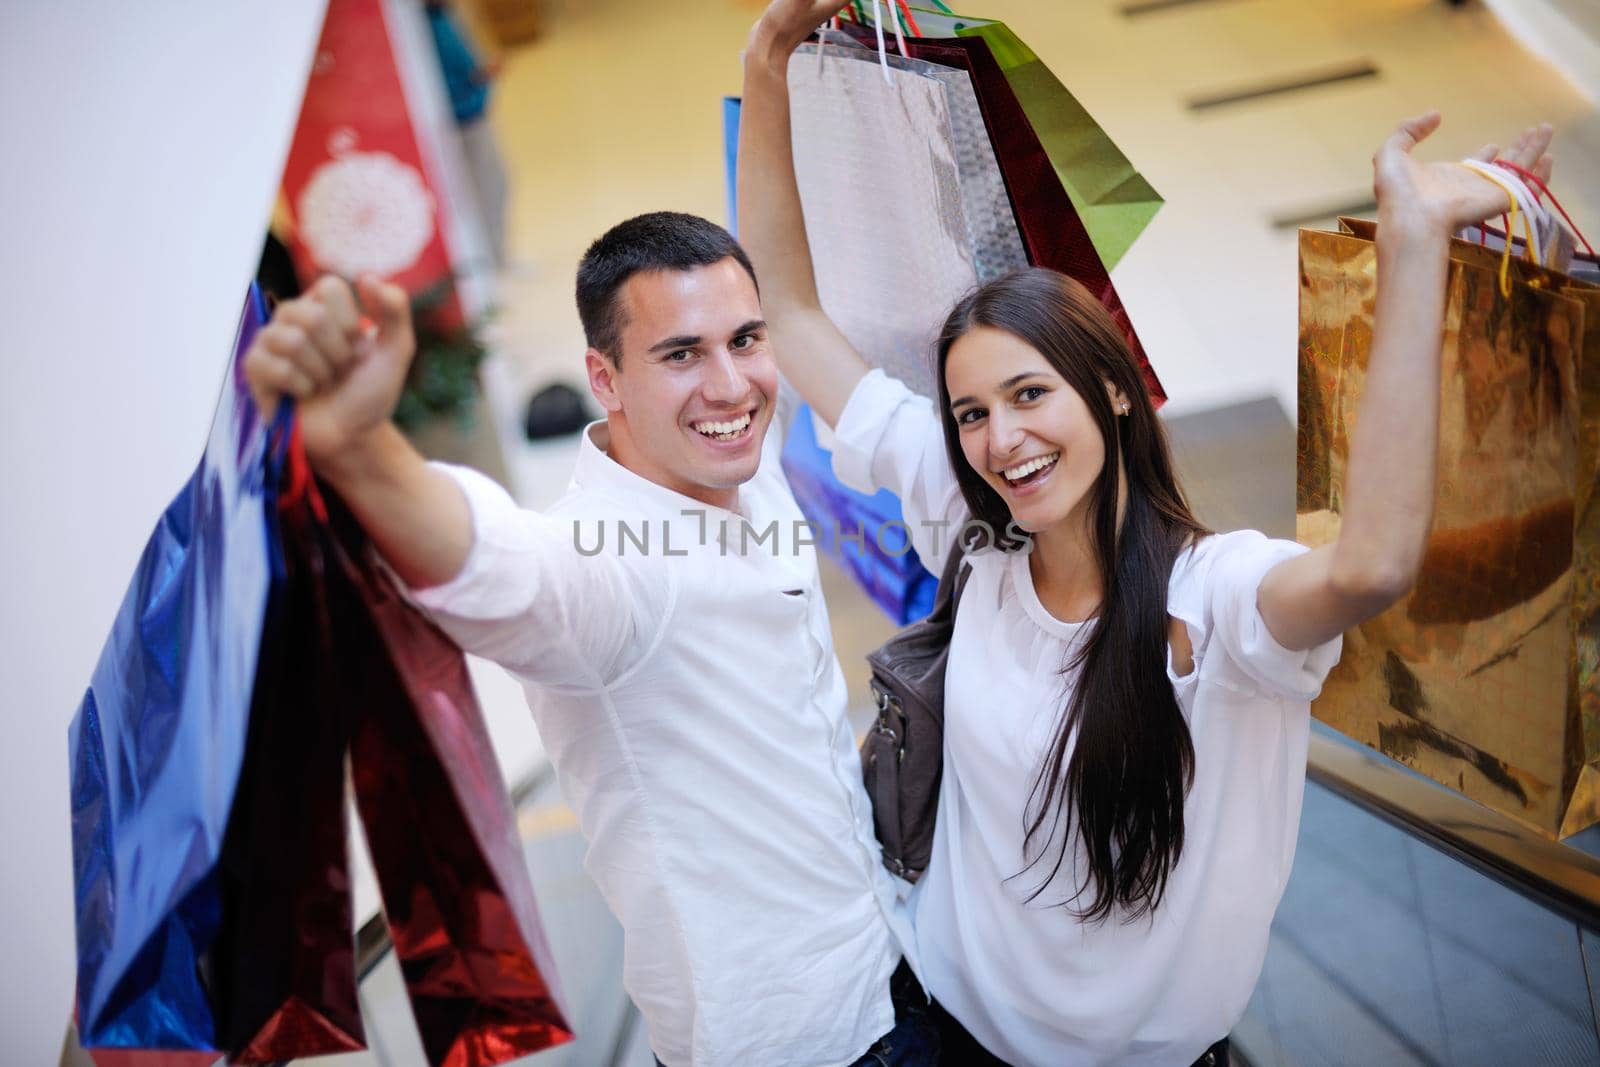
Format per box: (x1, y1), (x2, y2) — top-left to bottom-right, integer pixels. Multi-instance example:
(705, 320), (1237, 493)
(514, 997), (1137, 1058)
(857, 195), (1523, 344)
(1297, 219), (1599, 838)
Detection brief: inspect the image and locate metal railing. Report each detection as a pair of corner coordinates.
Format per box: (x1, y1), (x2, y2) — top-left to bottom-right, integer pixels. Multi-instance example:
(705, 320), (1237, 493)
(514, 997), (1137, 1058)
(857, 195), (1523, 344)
(1306, 728), (1600, 932)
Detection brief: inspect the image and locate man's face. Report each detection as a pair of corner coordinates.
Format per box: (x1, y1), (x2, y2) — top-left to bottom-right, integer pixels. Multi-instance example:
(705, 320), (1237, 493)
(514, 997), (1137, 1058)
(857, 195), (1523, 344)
(589, 258), (777, 507)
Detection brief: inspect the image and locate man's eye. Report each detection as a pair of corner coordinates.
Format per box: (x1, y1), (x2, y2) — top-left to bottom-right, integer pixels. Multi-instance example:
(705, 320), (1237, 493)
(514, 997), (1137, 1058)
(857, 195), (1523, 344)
(666, 350), (694, 363)
(731, 334), (755, 350)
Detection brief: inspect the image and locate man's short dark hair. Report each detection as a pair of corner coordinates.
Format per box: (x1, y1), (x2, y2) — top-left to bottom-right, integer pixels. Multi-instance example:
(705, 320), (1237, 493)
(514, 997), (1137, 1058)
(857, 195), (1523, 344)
(575, 212), (758, 365)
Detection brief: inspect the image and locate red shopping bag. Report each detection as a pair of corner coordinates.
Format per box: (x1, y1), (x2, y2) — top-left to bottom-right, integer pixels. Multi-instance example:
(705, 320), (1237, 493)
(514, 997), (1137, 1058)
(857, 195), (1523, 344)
(210, 414), (364, 1062)
(320, 487), (574, 1067)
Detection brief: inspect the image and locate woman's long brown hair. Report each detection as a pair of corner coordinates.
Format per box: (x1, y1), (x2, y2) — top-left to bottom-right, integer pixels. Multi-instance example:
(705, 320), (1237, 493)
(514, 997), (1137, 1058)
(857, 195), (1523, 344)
(935, 268), (1210, 923)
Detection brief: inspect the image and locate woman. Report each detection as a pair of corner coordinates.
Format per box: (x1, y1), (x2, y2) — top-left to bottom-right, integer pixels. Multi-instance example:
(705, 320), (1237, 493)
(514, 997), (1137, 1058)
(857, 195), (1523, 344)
(739, 3), (1556, 1065)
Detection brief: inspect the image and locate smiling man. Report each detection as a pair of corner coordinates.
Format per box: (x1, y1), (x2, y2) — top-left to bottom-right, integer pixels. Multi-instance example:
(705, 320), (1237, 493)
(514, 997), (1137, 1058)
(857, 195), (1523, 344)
(242, 212), (932, 1067)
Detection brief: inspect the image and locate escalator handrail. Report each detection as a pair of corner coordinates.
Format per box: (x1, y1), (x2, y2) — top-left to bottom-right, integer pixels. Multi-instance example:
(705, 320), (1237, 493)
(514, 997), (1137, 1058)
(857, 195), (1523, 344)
(1307, 730), (1600, 931)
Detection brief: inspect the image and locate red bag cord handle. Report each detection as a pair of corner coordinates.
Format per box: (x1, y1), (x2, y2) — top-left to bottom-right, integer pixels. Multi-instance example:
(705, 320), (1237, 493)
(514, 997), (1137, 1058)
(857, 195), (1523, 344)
(895, 0), (921, 37)
(1493, 158), (1596, 257)
(279, 418), (329, 522)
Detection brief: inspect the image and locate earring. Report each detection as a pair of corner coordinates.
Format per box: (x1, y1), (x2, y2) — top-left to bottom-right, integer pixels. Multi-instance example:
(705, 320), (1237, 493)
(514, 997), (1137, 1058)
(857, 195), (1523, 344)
(1119, 402), (1130, 415)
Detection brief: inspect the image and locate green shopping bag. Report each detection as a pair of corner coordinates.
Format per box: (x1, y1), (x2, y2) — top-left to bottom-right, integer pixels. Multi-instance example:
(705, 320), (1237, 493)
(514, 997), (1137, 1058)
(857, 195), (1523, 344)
(905, 3), (1162, 269)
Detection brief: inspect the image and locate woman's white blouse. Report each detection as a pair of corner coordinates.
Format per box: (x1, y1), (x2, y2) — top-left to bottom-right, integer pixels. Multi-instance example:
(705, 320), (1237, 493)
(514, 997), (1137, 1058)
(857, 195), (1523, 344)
(832, 370), (1342, 1067)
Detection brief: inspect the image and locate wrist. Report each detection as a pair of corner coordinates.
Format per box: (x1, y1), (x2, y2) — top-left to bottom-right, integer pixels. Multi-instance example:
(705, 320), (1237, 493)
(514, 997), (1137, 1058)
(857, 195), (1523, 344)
(1375, 207), (1452, 250)
(744, 20), (801, 73)
(311, 420), (413, 493)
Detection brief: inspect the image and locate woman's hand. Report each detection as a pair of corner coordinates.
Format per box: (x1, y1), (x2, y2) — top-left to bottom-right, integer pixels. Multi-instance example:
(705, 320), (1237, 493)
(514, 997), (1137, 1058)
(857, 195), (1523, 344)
(1372, 111), (1554, 238)
(748, 1), (849, 63)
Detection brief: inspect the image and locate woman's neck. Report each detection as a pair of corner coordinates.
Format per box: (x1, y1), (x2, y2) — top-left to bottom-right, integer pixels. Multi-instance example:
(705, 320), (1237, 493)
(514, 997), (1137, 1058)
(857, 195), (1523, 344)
(1025, 456), (1129, 624)
(1027, 518), (1103, 624)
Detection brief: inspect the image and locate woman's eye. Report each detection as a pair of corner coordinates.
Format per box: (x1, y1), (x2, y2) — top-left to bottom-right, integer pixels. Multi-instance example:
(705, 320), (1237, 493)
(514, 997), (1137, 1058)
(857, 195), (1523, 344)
(956, 409), (985, 426)
(1017, 386), (1046, 403)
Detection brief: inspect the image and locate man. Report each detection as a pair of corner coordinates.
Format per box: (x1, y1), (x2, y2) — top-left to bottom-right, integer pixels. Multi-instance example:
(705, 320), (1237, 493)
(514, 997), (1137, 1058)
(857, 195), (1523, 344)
(244, 212), (932, 1066)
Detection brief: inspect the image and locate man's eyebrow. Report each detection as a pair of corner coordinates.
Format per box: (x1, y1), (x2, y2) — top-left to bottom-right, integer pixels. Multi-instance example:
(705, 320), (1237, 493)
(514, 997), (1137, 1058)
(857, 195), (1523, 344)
(949, 373), (1048, 411)
(732, 319), (767, 336)
(647, 334), (702, 355)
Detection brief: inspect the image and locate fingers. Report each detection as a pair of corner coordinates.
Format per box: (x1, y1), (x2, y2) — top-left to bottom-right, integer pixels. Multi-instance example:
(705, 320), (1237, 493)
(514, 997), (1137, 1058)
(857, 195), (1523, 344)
(1469, 142), (1499, 164)
(1391, 110), (1442, 154)
(271, 301), (344, 387)
(755, 1), (851, 52)
(242, 341), (317, 419)
(309, 275), (363, 343)
(1375, 110), (1441, 172)
(356, 274), (412, 347)
(1511, 122), (1554, 169)
(242, 274), (368, 411)
(256, 320), (334, 390)
(1534, 152), (1553, 183)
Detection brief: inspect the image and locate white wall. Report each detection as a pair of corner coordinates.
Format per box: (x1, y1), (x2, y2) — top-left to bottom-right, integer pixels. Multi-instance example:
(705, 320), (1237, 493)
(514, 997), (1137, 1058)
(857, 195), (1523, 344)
(0, 2), (328, 1060)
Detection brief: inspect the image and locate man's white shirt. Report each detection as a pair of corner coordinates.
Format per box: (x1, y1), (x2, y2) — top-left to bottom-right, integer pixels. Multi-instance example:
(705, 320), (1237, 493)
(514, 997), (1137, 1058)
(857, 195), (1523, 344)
(410, 422), (906, 1067)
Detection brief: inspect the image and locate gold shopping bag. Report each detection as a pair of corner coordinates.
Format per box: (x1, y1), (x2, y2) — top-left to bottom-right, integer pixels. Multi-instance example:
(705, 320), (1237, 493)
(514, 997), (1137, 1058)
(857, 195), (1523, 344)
(1297, 221), (1599, 838)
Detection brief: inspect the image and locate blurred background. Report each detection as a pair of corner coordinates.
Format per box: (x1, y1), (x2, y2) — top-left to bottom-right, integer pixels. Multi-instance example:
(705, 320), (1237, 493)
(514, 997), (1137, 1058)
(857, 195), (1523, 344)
(7, 1), (1600, 1064)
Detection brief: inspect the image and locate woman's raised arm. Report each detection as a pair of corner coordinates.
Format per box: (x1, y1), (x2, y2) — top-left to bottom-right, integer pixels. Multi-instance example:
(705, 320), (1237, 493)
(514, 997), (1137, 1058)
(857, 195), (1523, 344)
(738, 1), (870, 427)
(1257, 113), (1555, 651)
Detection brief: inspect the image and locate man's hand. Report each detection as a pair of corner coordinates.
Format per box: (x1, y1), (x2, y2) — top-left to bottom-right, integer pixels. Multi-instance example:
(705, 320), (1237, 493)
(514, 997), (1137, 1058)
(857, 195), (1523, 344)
(243, 273), (415, 469)
(1372, 112), (1554, 239)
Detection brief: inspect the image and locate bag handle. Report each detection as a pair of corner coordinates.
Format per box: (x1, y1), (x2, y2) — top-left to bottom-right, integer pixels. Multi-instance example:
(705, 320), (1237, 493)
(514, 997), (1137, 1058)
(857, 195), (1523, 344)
(1492, 158), (1595, 258)
(1456, 161), (1525, 297)
(264, 400), (329, 523)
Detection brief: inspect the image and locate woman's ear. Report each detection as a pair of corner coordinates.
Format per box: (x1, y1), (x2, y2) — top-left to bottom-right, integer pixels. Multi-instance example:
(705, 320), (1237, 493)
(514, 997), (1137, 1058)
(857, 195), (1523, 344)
(1105, 380), (1131, 416)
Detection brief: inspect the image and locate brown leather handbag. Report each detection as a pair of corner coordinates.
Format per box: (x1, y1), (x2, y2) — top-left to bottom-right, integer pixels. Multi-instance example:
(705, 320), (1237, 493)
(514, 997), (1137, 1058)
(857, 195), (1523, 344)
(862, 548), (972, 882)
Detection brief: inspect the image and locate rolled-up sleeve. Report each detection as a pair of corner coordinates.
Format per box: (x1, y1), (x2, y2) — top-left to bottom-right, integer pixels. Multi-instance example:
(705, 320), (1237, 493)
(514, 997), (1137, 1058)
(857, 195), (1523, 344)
(406, 463), (657, 689)
(830, 369), (968, 565)
(1196, 530), (1343, 702)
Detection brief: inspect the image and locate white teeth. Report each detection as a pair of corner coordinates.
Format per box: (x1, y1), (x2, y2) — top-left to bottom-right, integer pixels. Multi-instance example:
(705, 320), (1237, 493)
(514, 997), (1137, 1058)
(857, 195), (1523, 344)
(1002, 452), (1059, 482)
(693, 413), (751, 438)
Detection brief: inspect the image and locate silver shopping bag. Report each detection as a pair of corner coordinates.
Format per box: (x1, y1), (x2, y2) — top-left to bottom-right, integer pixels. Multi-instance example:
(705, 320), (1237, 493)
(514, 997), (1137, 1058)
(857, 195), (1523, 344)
(788, 36), (1027, 398)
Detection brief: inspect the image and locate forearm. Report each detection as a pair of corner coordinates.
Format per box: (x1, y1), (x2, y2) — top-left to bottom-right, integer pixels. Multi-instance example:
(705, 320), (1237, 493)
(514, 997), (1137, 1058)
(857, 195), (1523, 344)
(739, 40), (821, 315)
(739, 29), (868, 425)
(313, 421), (474, 589)
(1259, 217), (1453, 651)
(1333, 213), (1452, 597)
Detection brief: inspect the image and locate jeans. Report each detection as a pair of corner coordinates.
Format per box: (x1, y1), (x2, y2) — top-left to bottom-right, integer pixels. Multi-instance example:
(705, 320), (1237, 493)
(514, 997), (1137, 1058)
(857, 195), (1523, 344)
(930, 997), (1231, 1067)
(852, 961), (940, 1066)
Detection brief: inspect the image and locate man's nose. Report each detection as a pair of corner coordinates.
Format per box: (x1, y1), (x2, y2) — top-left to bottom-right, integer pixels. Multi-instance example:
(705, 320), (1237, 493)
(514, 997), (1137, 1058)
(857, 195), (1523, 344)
(701, 348), (746, 405)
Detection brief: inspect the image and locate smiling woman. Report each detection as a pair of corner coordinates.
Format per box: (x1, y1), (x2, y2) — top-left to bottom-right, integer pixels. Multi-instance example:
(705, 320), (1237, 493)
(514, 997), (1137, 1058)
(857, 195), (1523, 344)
(734, 2), (1561, 1064)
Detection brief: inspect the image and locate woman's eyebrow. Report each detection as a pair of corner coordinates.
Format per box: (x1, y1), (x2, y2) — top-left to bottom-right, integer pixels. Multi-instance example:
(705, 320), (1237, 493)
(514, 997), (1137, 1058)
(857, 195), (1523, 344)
(950, 373), (1049, 410)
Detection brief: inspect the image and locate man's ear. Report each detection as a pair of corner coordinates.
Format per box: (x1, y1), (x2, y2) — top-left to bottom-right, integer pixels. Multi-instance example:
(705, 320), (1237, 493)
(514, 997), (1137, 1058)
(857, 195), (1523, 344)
(585, 347), (624, 415)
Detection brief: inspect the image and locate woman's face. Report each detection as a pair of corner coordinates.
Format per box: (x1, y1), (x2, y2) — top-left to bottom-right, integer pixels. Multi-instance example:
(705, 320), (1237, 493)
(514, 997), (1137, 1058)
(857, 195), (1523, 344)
(944, 326), (1113, 535)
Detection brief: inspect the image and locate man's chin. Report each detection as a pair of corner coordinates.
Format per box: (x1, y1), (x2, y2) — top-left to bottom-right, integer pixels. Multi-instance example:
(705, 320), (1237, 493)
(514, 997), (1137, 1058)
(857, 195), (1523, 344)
(693, 453), (763, 490)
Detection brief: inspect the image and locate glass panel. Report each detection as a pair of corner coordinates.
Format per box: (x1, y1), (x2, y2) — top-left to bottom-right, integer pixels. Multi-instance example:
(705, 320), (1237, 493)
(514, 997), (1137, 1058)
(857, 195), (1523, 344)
(1237, 777), (1600, 1065)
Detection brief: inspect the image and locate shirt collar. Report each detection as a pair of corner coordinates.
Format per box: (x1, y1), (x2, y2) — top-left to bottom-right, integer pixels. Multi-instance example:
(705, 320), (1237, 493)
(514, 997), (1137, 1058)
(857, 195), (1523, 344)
(571, 419), (751, 522)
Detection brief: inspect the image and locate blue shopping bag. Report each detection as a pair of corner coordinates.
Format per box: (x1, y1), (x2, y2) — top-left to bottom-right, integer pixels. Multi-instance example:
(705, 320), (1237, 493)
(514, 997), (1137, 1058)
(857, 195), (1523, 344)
(70, 286), (276, 1049)
(783, 404), (937, 625)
